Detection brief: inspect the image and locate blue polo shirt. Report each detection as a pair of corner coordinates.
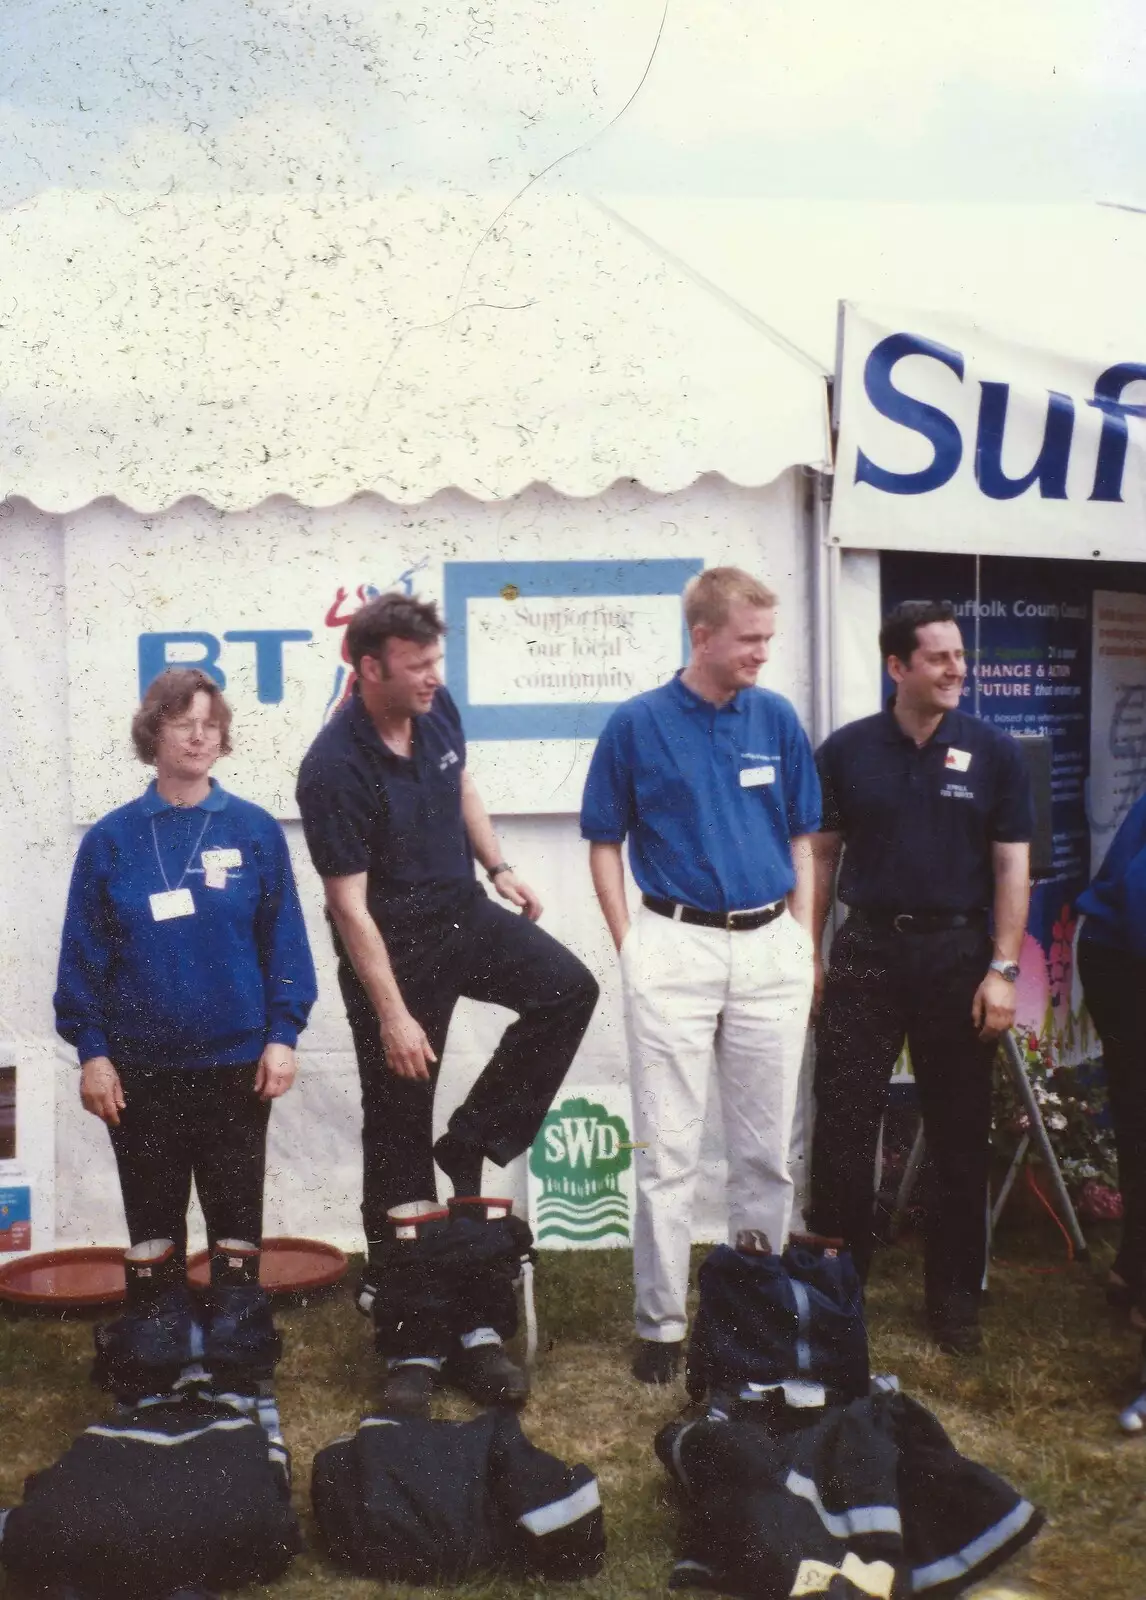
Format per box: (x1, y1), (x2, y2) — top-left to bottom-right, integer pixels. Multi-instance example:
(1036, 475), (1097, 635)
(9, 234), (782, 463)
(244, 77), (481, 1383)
(816, 706), (1033, 913)
(54, 779), (316, 1070)
(580, 673), (821, 913)
(1076, 792), (1146, 956)
(295, 686), (475, 936)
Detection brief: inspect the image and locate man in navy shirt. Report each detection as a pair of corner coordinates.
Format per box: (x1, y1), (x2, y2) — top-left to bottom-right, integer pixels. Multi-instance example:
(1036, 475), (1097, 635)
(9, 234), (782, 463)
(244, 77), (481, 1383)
(581, 567), (820, 1383)
(809, 600), (1033, 1356)
(296, 593), (599, 1410)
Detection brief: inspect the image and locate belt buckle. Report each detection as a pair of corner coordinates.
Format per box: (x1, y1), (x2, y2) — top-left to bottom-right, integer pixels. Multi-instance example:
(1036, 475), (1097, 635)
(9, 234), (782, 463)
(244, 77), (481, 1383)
(892, 912), (915, 933)
(726, 909), (739, 930)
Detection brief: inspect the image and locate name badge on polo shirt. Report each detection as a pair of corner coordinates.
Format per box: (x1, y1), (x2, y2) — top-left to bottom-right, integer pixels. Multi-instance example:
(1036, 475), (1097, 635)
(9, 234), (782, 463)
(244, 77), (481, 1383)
(150, 889), (195, 921)
(944, 748), (972, 772)
(202, 848), (242, 870)
(201, 847), (240, 891)
(740, 765), (776, 787)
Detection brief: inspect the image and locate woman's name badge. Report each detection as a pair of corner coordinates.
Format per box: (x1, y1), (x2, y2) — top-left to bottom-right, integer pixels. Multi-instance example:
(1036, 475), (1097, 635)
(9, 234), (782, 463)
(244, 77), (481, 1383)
(150, 888), (195, 921)
(740, 765), (776, 787)
(204, 865), (228, 890)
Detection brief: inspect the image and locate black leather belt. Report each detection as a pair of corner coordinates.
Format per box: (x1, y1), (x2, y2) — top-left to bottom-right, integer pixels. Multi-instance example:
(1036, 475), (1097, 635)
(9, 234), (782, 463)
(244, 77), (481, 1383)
(849, 908), (988, 934)
(642, 895), (786, 931)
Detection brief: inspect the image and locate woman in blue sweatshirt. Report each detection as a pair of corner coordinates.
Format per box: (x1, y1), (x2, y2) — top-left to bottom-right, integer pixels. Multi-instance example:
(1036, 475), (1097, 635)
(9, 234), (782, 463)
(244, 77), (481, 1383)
(1076, 792), (1146, 1322)
(54, 668), (317, 1287)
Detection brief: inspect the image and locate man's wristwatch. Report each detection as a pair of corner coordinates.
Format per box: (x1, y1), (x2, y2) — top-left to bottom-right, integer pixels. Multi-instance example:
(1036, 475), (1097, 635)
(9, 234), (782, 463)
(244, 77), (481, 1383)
(988, 959), (1020, 983)
(487, 862), (513, 881)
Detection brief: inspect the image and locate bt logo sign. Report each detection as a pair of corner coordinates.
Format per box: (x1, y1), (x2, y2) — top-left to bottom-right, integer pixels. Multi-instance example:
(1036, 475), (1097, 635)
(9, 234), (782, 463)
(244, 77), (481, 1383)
(138, 630), (313, 703)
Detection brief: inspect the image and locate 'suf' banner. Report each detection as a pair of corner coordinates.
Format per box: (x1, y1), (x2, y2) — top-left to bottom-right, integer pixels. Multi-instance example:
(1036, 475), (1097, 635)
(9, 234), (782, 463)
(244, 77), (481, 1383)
(830, 303), (1146, 564)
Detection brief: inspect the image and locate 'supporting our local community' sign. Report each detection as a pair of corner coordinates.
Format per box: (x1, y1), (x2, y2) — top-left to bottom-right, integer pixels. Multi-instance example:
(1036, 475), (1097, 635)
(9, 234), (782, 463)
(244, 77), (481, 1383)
(831, 303), (1146, 564)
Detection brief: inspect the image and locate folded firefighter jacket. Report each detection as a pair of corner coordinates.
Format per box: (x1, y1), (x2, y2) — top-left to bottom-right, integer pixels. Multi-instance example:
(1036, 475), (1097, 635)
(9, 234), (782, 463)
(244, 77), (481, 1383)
(312, 1407), (605, 1583)
(657, 1392), (1044, 1600)
(0, 1393), (300, 1600)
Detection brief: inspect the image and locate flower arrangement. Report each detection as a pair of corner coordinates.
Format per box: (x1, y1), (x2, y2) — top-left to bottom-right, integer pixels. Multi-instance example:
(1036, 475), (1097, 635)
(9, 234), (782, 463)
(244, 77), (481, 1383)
(991, 1028), (1120, 1219)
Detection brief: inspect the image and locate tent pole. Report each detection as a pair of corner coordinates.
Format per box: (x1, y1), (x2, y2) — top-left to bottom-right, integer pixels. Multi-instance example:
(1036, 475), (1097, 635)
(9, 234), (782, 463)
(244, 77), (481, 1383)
(810, 468), (836, 744)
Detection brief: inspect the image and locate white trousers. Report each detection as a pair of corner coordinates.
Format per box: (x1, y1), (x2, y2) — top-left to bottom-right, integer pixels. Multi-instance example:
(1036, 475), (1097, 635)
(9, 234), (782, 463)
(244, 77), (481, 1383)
(622, 903), (814, 1343)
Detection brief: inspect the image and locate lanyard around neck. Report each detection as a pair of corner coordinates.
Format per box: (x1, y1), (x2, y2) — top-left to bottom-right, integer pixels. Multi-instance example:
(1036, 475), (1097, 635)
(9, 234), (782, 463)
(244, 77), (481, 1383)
(151, 811), (211, 894)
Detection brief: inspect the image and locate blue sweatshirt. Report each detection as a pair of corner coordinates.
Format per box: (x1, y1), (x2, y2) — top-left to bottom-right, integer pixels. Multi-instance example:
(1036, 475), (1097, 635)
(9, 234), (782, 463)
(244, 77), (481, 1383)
(55, 780), (317, 1069)
(1076, 791), (1146, 957)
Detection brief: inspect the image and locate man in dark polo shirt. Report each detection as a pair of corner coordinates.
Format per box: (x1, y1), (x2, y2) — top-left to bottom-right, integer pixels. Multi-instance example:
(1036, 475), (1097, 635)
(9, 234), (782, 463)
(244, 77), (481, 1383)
(809, 599), (1033, 1355)
(296, 593), (599, 1409)
(581, 567), (821, 1384)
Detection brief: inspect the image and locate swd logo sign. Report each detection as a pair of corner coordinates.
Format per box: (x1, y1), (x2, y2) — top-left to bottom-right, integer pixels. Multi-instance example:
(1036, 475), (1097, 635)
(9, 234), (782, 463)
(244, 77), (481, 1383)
(527, 1090), (634, 1250)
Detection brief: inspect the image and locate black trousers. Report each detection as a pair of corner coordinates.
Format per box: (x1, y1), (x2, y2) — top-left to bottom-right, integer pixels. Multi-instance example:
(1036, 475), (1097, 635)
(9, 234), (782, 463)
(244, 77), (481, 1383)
(1076, 938), (1146, 1300)
(339, 891), (600, 1240)
(810, 920), (997, 1312)
(107, 1063), (270, 1260)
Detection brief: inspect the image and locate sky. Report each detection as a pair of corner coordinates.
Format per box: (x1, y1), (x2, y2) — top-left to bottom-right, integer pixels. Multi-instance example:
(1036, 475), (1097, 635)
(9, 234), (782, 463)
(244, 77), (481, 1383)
(0, 0), (1142, 205)
(574, 0), (1146, 200)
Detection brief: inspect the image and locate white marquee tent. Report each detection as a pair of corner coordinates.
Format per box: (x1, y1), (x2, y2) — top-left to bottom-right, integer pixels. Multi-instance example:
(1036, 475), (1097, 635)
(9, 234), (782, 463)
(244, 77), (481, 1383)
(0, 183), (831, 1256)
(12, 173), (1146, 1256)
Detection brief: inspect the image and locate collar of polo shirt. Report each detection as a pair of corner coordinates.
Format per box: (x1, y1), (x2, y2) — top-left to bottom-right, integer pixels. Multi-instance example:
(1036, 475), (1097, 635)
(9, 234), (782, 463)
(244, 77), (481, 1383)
(881, 700), (957, 748)
(140, 777), (229, 814)
(348, 689), (420, 758)
(670, 669), (746, 714)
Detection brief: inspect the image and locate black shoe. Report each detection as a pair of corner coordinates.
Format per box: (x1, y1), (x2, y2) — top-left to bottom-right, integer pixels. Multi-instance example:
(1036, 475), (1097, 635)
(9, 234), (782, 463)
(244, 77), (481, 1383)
(1107, 1272), (1139, 1312)
(931, 1316), (983, 1356)
(632, 1340), (683, 1384)
(446, 1343), (530, 1406)
(380, 1362), (437, 1418)
(432, 1134), (484, 1199)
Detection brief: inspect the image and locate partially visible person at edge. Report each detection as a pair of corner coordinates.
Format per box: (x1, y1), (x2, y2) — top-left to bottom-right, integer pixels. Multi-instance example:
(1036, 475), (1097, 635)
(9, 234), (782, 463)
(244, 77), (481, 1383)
(1075, 793), (1146, 1330)
(808, 600), (1033, 1356)
(580, 566), (820, 1386)
(54, 668), (317, 1300)
(295, 592), (599, 1415)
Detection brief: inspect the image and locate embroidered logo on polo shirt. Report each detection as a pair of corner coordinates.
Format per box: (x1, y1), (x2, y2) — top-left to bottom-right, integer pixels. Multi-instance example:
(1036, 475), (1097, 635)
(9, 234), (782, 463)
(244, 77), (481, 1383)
(940, 782), (974, 801)
(439, 749), (460, 770)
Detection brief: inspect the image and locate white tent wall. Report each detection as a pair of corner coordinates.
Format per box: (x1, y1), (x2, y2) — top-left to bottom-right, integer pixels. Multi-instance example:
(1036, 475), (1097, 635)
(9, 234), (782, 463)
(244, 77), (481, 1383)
(1, 468), (815, 1253)
(0, 503), (68, 1255)
(833, 551), (883, 727)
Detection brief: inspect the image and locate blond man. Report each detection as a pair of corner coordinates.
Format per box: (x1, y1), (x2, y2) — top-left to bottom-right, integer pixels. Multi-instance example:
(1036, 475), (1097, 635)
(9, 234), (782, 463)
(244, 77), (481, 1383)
(580, 568), (820, 1382)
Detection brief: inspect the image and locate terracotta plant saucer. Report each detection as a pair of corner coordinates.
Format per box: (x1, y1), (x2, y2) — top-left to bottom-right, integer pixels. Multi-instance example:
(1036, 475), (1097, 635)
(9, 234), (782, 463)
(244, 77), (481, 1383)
(0, 1237), (348, 1308)
(0, 1247), (128, 1309)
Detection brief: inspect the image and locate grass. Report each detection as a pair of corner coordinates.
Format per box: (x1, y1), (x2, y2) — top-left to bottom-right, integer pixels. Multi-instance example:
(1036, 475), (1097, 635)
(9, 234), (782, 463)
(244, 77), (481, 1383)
(2, 1217), (1145, 1599)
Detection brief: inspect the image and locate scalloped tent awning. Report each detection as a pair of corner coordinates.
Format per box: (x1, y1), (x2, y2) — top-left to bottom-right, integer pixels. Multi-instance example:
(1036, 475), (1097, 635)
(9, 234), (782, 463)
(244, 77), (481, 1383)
(0, 188), (830, 513)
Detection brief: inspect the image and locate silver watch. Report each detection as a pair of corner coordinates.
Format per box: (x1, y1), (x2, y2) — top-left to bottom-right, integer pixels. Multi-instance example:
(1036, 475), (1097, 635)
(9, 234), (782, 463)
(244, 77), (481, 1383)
(989, 959), (1020, 983)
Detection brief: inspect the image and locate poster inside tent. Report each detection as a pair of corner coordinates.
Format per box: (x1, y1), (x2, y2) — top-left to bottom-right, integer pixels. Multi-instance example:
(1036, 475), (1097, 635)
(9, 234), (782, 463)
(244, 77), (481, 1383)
(0, 1051), (55, 1259)
(1088, 591), (1146, 876)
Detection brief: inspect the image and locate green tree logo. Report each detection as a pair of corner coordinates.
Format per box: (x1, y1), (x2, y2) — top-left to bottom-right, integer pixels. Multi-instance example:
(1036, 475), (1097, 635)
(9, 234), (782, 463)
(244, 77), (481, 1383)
(529, 1096), (632, 1243)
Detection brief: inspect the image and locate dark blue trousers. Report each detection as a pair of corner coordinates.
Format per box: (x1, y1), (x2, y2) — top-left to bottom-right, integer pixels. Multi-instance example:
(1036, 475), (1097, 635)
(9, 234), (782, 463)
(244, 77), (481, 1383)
(810, 920), (996, 1315)
(337, 889), (599, 1240)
